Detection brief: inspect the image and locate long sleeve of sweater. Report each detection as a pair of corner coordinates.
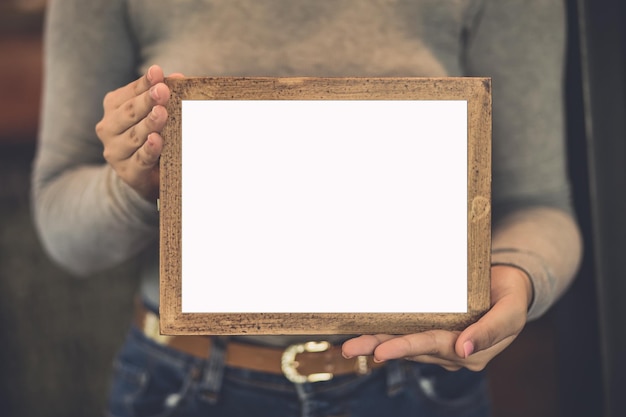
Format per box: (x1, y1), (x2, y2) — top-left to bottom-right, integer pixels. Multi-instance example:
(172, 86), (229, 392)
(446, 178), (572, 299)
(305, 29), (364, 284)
(464, 0), (582, 319)
(31, 0), (159, 276)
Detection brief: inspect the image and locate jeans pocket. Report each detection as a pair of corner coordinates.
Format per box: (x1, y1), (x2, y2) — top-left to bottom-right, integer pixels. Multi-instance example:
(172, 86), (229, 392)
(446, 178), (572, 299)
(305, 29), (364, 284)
(106, 330), (196, 417)
(408, 364), (490, 416)
(107, 359), (149, 417)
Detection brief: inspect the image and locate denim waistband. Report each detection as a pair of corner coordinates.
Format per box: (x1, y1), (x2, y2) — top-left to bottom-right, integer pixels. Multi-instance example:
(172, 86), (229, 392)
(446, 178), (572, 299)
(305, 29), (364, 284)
(108, 323), (490, 417)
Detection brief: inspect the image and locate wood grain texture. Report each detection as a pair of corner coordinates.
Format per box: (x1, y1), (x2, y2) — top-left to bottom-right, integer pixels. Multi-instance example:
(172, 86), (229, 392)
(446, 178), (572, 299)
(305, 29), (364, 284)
(160, 77), (491, 335)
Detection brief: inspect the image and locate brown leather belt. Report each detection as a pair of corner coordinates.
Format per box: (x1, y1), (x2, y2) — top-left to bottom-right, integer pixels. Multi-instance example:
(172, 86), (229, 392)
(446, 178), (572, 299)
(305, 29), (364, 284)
(134, 301), (383, 383)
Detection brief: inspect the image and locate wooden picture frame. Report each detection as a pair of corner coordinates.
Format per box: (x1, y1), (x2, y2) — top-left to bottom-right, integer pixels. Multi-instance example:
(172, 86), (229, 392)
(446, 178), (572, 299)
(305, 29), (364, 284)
(159, 77), (491, 335)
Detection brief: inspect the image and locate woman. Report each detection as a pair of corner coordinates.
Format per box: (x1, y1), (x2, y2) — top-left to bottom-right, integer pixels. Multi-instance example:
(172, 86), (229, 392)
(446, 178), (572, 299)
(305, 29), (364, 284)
(32, 1), (582, 416)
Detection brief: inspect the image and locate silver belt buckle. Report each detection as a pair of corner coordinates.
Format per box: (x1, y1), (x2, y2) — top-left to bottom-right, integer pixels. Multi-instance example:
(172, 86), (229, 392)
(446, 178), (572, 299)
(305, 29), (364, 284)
(281, 341), (334, 384)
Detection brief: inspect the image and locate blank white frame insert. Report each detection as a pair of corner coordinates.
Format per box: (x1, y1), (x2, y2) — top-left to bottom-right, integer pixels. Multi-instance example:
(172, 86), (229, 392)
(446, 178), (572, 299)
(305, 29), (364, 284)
(181, 100), (467, 313)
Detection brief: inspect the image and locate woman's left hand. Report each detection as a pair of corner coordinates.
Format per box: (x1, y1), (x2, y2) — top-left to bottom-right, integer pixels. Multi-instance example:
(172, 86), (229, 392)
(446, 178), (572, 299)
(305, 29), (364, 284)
(341, 265), (533, 371)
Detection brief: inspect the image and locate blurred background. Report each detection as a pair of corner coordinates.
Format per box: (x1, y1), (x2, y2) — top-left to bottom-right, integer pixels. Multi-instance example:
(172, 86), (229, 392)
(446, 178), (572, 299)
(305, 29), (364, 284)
(0, 0), (624, 416)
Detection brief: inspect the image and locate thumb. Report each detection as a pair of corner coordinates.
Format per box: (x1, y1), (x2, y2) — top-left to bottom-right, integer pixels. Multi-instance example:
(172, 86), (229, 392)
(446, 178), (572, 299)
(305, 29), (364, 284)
(454, 294), (527, 359)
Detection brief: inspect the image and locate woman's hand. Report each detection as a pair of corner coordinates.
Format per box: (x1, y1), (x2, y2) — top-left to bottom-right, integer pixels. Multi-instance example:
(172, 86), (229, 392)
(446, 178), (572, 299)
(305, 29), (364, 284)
(95, 65), (176, 201)
(342, 265), (534, 371)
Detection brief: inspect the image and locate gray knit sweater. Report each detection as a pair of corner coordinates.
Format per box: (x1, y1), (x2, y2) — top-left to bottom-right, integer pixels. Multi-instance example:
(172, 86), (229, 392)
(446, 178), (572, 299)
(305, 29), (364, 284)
(33, 0), (581, 345)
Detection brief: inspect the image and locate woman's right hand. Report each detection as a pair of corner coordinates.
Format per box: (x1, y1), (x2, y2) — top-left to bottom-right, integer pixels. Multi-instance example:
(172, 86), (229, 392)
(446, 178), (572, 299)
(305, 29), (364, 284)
(95, 64), (173, 201)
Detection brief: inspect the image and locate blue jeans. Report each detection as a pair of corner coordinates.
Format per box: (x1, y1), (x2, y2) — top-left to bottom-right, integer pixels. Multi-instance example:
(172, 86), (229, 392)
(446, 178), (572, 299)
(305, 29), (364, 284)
(106, 326), (491, 417)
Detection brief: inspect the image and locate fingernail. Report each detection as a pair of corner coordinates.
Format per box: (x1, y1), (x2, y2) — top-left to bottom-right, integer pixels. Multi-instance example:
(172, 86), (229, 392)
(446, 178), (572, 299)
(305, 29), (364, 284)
(373, 357), (386, 364)
(463, 341), (475, 358)
(342, 352), (352, 359)
(150, 85), (160, 100)
(150, 106), (159, 120)
(147, 65), (155, 82)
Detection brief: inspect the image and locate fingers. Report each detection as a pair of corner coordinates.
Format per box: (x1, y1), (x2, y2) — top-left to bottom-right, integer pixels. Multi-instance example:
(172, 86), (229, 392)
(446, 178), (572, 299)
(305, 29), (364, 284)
(342, 334), (395, 358)
(402, 355), (464, 371)
(344, 331), (468, 371)
(344, 330), (508, 372)
(97, 64), (169, 137)
(95, 64), (176, 200)
(100, 103), (169, 162)
(97, 65), (171, 163)
(343, 331), (461, 365)
(122, 132), (163, 200)
(372, 330), (460, 362)
(103, 64), (165, 110)
(134, 132), (163, 171)
(99, 81), (170, 140)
